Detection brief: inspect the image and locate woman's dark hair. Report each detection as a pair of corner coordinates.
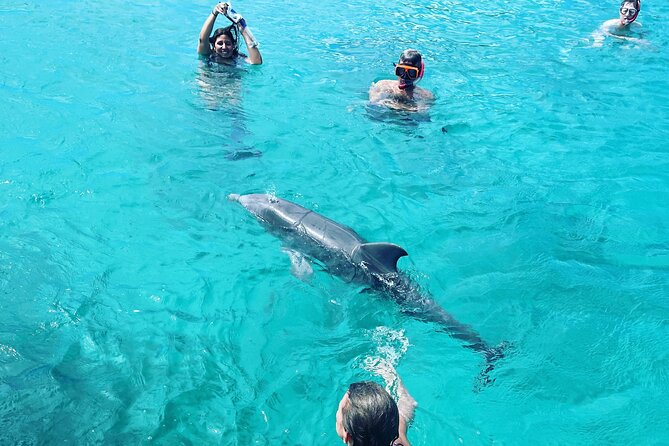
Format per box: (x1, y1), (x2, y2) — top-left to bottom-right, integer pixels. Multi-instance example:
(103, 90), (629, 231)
(342, 382), (400, 446)
(619, 0), (640, 10)
(209, 25), (240, 57)
(398, 49), (422, 68)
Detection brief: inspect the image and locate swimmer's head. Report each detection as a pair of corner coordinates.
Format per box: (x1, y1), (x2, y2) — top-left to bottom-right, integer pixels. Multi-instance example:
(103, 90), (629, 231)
(335, 382), (400, 446)
(395, 49), (424, 90)
(619, 0), (640, 25)
(209, 25), (240, 59)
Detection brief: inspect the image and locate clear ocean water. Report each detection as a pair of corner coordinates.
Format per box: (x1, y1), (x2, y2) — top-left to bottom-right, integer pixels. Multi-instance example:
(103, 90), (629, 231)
(1, 0), (668, 444)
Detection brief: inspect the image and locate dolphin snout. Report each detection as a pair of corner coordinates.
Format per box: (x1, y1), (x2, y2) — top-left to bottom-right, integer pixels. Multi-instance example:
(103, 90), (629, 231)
(228, 193), (268, 215)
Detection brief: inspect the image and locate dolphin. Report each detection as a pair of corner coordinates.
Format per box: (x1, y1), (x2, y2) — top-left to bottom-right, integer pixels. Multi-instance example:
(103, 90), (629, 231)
(229, 193), (505, 375)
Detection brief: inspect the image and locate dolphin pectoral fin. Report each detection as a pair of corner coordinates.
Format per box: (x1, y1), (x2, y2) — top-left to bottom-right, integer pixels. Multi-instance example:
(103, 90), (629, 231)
(281, 248), (314, 281)
(358, 243), (408, 274)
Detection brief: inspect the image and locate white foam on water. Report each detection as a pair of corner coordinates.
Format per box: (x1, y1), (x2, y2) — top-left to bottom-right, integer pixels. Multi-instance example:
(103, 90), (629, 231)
(360, 326), (410, 395)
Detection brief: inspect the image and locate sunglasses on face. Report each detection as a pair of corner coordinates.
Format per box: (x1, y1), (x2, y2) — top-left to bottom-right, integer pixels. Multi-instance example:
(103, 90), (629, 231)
(620, 7), (637, 15)
(394, 64), (420, 80)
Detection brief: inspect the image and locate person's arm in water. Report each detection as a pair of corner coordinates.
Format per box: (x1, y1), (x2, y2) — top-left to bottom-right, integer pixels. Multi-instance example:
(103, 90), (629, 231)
(393, 373), (416, 446)
(375, 362), (417, 446)
(198, 3), (227, 56)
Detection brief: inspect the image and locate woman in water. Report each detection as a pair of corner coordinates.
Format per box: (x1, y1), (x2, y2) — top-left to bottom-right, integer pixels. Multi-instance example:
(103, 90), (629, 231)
(369, 49), (433, 112)
(198, 2), (262, 65)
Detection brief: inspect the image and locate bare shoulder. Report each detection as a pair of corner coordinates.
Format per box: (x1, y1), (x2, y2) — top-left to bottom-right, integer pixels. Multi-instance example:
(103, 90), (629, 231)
(601, 18), (620, 29)
(370, 80), (396, 91)
(417, 87), (434, 100)
(369, 80), (399, 102)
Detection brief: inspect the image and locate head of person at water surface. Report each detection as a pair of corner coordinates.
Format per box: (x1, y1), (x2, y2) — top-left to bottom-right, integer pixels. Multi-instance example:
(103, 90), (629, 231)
(209, 25), (240, 59)
(394, 49), (424, 91)
(335, 381), (400, 446)
(619, 0), (640, 25)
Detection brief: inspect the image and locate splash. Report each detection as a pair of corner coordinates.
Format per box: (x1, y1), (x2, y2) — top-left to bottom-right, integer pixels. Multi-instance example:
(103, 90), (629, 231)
(360, 326), (410, 395)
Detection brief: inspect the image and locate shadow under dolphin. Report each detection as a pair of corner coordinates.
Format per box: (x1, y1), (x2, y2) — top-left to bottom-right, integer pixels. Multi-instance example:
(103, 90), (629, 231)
(229, 193), (507, 383)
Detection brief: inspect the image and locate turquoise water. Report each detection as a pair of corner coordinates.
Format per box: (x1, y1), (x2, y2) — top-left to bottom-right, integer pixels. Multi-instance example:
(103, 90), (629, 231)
(1, 0), (669, 444)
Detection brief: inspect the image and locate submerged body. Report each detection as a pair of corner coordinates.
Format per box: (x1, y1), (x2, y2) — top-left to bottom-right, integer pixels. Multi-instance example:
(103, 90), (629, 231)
(229, 193), (501, 362)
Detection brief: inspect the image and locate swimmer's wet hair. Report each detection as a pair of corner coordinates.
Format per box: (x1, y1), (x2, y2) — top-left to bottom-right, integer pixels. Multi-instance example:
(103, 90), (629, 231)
(209, 25), (240, 56)
(343, 382), (400, 446)
(620, 0), (640, 10)
(399, 49), (422, 68)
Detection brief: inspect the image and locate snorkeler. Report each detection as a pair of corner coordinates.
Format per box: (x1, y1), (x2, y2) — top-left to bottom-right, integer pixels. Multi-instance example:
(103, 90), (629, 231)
(593, 0), (644, 46)
(198, 2), (262, 65)
(369, 49), (433, 112)
(603, 0), (641, 30)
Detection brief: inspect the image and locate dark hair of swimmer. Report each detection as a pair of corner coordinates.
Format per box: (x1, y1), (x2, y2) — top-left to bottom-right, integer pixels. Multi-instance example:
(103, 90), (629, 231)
(399, 49), (422, 68)
(619, 0), (640, 9)
(209, 25), (240, 57)
(342, 382), (400, 446)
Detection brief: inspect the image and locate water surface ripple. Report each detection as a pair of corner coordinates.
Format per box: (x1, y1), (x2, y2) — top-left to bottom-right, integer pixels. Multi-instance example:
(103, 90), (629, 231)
(1, 0), (668, 444)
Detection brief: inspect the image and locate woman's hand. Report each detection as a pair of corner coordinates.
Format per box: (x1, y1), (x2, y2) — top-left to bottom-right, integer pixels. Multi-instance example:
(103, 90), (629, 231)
(212, 2), (228, 16)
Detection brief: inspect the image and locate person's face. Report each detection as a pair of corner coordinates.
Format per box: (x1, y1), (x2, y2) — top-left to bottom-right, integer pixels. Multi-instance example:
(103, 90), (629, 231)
(396, 59), (420, 88)
(335, 392), (350, 444)
(619, 2), (637, 24)
(214, 34), (235, 58)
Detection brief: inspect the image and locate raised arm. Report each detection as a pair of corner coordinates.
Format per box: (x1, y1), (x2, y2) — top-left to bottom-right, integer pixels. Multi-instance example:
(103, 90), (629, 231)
(198, 3), (227, 56)
(394, 373), (417, 446)
(239, 25), (262, 65)
(375, 361), (417, 446)
(224, 4), (262, 65)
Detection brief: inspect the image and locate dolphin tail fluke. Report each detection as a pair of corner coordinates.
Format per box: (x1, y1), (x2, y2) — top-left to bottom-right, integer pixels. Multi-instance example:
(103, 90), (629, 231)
(475, 341), (510, 391)
(358, 242), (408, 274)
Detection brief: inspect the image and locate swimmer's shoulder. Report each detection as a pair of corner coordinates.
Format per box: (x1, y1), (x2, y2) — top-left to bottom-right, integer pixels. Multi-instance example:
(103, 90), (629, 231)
(600, 19), (642, 32)
(601, 18), (621, 29)
(416, 87), (434, 101)
(369, 79), (400, 102)
(371, 79), (397, 91)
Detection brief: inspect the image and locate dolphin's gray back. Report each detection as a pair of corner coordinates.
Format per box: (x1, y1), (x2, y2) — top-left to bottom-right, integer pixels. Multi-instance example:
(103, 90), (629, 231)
(238, 194), (365, 257)
(233, 194), (409, 279)
(250, 196), (365, 254)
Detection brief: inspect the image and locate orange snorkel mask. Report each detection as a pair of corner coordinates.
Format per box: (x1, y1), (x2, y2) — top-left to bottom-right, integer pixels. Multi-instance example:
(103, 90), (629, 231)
(396, 61), (425, 90)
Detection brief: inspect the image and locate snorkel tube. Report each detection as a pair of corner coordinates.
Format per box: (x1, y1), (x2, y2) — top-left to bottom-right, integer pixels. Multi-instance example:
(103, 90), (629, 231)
(629, 0), (640, 24)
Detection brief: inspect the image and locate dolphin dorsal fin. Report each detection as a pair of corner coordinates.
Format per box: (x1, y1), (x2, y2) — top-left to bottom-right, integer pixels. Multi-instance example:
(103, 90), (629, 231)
(357, 242), (408, 274)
